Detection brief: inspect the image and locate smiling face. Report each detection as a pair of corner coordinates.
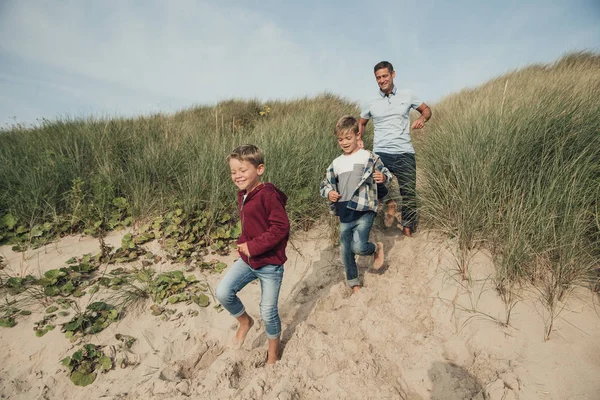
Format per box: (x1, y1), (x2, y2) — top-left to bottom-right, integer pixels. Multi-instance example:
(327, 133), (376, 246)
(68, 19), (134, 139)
(337, 130), (360, 155)
(375, 67), (395, 94)
(229, 158), (264, 192)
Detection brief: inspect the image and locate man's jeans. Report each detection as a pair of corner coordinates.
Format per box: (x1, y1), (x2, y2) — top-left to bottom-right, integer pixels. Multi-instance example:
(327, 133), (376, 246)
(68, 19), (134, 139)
(376, 152), (417, 230)
(215, 259), (283, 339)
(340, 211), (376, 287)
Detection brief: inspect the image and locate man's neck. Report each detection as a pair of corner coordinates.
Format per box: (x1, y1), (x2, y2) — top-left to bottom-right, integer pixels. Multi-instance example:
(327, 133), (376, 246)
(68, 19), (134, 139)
(382, 84), (395, 96)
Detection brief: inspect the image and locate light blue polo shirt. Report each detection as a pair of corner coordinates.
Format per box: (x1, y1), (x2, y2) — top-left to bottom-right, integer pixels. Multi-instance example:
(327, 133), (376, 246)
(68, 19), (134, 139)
(360, 86), (423, 154)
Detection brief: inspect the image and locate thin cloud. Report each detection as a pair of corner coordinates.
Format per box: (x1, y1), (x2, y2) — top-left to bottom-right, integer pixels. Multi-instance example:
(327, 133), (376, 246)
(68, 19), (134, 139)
(0, 0), (598, 125)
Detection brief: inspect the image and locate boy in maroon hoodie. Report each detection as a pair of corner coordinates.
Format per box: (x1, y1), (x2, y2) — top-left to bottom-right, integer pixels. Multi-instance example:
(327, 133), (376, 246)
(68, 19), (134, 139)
(215, 144), (290, 365)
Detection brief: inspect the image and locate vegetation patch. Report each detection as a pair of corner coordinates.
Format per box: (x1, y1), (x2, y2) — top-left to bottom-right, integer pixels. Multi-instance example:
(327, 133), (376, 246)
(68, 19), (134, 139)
(61, 344), (113, 386)
(39, 259), (98, 297)
(3, 275), (37, 295)
(62, 301), (120, 339)
(34, 313), (57, 337)
(0, 302), (31, 328)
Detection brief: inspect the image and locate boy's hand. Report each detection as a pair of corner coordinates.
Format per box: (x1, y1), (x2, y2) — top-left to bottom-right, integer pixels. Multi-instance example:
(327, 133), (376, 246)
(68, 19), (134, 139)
(328, 190), (341, 202)
(237, 242), (251, 257)
(373, 171), (386, 183)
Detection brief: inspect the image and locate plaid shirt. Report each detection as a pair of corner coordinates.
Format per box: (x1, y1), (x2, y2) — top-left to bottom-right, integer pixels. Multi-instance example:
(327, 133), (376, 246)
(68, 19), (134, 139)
(320, 150), (393, 215)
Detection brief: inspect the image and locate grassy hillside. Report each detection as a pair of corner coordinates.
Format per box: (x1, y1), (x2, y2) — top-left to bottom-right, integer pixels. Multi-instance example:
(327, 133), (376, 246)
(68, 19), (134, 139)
(418, 52), (599, 329)
(0, 94), (359, 249)
(1, 52), (598, 309)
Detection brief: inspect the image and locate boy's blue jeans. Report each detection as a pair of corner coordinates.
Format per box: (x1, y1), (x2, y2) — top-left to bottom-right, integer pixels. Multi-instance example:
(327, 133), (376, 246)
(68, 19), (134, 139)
(215, 259), (283, 339)
(340, 211), (376, 287)
(376, 152), (417, 230)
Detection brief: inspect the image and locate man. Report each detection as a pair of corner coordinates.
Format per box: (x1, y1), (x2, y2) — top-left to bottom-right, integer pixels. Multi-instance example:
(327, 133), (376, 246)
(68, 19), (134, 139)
(359, 61), (432, 237)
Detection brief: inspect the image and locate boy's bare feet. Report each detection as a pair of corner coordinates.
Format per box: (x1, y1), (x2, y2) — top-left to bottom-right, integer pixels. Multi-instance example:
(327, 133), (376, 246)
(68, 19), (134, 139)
(400, 226), (412, 238)
(373, 242), (384, 270)
(384, 200), (397, 228)
(233, 312), (254, 347)
(266, 337), (280, 365)
(352, 285), (361, 293)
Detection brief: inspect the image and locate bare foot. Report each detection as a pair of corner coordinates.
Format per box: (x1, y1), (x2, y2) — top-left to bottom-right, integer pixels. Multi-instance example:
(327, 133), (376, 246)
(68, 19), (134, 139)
(403, 226), (412, 238)
(373, 242), (384, 270)
(352, 285), (361, 293)
(266, 337), (280, 365)
(384, 201), (397, 228)
(233, 313), (254, 347)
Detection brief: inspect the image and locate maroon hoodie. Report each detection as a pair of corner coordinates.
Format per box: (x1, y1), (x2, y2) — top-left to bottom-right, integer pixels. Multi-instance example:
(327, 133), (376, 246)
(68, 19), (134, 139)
(237, 182), (290, 269)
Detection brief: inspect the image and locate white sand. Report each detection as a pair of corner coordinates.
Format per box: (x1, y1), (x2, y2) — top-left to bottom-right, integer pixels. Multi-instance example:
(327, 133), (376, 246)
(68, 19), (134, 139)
(1, 225), (599, 400)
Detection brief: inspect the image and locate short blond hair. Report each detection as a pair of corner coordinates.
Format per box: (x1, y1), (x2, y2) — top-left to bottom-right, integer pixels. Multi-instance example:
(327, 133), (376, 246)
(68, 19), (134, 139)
(227, 144), (265, 167)
(334, 115), (359, 136)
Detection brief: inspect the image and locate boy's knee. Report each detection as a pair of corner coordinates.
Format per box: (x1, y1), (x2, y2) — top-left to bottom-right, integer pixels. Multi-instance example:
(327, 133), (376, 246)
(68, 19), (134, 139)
(259, 303), (279, 321)
(215, 283), (229, 304)
(351, 242), (369, 255)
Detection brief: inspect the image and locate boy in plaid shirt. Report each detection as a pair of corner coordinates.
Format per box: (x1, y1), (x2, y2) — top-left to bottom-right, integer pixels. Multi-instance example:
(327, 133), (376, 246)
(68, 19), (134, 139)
(320, 115), (393, 292)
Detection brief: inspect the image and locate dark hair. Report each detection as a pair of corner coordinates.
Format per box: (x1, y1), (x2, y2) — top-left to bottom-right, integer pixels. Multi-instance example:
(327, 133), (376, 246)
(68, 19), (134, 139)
(334, 115), (359, 136)
(374, 61), (394, 74)
(227, 144), (265, 167)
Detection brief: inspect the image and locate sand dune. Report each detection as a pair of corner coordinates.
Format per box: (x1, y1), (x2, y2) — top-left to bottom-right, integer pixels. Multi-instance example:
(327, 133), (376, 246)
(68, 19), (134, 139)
(1, 225), (599, 399)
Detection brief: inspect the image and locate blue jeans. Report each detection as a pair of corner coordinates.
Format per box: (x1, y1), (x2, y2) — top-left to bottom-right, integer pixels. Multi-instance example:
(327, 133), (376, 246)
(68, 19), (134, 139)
(376, 152), (417, 229)
(215, 259), (283, 339)
(340, 211), (376, 287)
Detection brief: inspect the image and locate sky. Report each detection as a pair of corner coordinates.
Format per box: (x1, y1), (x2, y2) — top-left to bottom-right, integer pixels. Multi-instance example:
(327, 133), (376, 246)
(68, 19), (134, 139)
(0, 0), (599, 127)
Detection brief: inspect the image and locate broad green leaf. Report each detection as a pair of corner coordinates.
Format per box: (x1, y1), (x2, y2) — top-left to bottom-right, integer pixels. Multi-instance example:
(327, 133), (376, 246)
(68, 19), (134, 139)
(98, 355), (112, 371)
(215, 262), (227, 273)
(70, 371), (96, 386)
(72, 350), (83, 362)
(194, 294), (210, 307)
(44, 269), (63, 280)
(0, 317), (16, 327)
(46, 306), (58, 314)
(30, 225), (43, 237)
(44, 286), (60, 296)
(2, 213), (17, 230)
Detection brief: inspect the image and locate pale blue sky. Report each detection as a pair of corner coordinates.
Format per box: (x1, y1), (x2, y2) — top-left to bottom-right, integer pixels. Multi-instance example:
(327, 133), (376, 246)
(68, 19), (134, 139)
(0, 0), (598, 127)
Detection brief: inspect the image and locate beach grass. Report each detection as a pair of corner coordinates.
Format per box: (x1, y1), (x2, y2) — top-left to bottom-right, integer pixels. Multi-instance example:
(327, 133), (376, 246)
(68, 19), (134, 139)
(1, 53), (598, 315)
(417, 52), (600, 330)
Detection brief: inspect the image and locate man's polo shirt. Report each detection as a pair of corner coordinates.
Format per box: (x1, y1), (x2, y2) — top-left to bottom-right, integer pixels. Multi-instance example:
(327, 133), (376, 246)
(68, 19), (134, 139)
(360, 86), (423, 154)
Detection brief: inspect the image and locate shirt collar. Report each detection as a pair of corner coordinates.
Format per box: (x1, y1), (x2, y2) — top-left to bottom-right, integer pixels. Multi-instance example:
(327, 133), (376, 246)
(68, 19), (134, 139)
(379, 85), (397, 98)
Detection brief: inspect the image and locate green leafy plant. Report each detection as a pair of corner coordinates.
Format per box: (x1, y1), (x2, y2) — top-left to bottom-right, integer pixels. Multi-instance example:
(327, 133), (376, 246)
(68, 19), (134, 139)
(3, 275), (38, 295)
(61, 344), (113, 386)
(0, 316), (16, 327)
(0, 302), (31, 328)
(110, 234), (149, 263)
(62, 301), (120, 339)
(39, 263), (97, 297)
(34, 313), (57, 337)
(147, 271), (210, 308)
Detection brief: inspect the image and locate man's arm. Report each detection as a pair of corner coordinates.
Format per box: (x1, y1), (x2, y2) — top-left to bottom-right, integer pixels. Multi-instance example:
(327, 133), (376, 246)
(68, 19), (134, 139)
(358, 118), (369, 148)
(411, 103), (432, 130)
(358, 118), (369, 138)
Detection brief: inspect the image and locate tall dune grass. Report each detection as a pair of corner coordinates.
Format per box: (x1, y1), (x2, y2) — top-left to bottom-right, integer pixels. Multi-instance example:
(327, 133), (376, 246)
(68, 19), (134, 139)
(418, 52), (600, 333)
(0, 93), (359, 235)
(1, 52), (598, 329)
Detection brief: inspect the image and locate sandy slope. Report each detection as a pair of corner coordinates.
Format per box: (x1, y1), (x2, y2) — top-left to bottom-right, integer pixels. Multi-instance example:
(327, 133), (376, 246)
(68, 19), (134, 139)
(1, 224), (599, 400)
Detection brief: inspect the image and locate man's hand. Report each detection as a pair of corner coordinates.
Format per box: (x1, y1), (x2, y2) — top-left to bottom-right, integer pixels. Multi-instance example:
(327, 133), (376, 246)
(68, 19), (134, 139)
(373, 171), (386, 183)
(237, 242), (251, 257)
(328, 190), (341, 202)
(357, 137), (364, 149)
(411, 118), (427, 130)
